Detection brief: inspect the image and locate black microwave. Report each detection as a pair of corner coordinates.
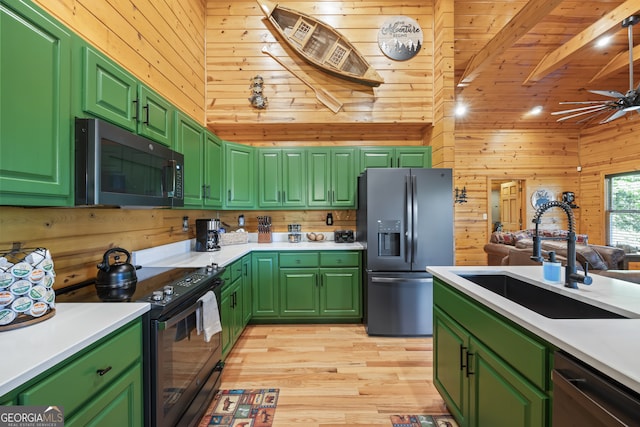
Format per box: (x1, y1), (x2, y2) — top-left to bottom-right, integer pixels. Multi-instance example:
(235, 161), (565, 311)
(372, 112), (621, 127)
(75, 118), (184, 207)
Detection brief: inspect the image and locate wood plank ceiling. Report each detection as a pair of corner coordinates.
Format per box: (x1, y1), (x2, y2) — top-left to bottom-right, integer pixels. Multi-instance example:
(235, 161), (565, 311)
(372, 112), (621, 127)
(455, 0), (640, 129)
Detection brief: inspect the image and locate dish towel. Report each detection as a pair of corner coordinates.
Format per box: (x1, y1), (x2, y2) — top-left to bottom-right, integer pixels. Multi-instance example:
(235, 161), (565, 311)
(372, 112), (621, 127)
(197, 290), (222, 342)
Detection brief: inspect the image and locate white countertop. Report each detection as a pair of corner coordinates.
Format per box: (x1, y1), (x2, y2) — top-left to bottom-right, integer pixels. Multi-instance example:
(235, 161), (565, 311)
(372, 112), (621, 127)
(134, 237), (364, 268)
(0, 302), (150, 397)
(427, 265), (640, 393)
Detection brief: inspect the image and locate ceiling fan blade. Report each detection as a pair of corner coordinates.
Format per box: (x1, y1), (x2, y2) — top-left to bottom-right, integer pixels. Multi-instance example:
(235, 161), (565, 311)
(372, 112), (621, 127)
(623, 105), (640, 111)
(559, 101), (611, 105)
(551, 104), (611, 115)
(556, 106), (609, 122)
(576, 109), (611, 124)
(600, 109), (627, 124)
(589, 90), (625, 98)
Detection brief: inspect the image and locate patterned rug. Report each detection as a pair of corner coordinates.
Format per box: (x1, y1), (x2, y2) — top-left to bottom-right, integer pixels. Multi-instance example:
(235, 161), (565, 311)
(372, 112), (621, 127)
(200, 389), (279, 427)
(390, 414), (459, 427)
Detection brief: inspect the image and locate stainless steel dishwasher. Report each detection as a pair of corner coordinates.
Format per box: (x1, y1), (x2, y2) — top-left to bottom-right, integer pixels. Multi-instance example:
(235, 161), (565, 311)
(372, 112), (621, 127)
(553, 351), (640, 426)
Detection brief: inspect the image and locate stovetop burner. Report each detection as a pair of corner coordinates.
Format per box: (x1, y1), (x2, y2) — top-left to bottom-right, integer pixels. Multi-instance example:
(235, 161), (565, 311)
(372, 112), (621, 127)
(56, 264), (225, 315)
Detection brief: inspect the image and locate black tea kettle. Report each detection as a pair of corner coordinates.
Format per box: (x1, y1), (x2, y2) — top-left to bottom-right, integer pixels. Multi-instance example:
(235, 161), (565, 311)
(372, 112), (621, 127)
(95, 247), (140, 301)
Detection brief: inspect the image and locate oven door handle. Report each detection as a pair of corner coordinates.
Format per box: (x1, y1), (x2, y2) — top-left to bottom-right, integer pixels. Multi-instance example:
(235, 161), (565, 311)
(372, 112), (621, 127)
(157, 300), (203, 331)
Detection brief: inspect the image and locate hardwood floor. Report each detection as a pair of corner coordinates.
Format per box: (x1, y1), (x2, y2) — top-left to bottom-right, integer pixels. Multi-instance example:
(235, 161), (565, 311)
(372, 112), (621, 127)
(199, 323), (448, 427)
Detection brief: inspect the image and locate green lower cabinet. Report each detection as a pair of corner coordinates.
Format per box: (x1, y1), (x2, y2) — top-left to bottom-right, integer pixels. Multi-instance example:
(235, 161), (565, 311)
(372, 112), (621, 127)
(276, 251), (361, 321)
(241, 254), (252, 326)
(3, 319), (143, 426)
(433, 279), (551, 427)
(65, 363), (143, 427)
(280, 268), (319, 317)
(320, 268), (361, 317)
(251, 252), (280, 319)
(221, 263), (245, 358)
(469, 337), (547, 427)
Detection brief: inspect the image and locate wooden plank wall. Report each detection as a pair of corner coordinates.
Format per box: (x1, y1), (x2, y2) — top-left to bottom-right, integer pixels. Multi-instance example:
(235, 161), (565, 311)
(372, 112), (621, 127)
(454, 127), (581, 265)
(34, 0), (207, 123)
(577, 121), (640, 245)
(0, 207), (352, 290)
(205, 0), (435, 141)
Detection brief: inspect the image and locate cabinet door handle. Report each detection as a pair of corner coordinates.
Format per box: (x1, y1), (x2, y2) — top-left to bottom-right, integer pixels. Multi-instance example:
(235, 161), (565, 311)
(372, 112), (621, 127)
(282, 190), (286, 202)
(465, 352), (475, 377)
(96, 366), (112, 376)
(228, 190), (232, 201)
(132, 98), (139, 121)
(460, 345), (467, 371)
(202, 185), (207, 198)
(143, 104), (150, 125)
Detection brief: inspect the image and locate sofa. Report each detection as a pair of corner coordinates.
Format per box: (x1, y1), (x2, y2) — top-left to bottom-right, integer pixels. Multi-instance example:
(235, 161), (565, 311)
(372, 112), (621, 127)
(483, 230), (640, 284)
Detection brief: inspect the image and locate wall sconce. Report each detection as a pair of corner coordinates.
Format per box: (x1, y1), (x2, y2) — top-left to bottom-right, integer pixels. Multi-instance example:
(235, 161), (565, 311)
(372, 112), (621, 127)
(455, 187), (468, 204)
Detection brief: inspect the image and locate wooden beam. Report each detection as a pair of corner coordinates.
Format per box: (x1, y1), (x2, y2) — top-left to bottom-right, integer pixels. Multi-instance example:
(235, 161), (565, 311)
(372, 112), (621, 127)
(524, 0), (640, 85)
(457, 0), (565, 88)
(589, 44), (640, 84)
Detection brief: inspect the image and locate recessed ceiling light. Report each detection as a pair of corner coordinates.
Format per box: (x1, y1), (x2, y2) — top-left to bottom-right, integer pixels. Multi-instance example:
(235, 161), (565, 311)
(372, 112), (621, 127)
(596, 35), (612, 48)
(529, 105), (543, 115)
(455, 103), (467, 117)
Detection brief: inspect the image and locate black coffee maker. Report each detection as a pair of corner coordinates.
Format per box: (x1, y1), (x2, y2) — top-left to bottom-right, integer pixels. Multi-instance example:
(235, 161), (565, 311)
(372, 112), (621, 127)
(196, 219), (221, 252)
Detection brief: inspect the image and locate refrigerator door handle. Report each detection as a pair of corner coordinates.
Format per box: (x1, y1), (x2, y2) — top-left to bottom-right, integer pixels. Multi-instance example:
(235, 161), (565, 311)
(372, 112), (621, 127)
(411, 175), (418, 264)
(405, 175), (412, 264)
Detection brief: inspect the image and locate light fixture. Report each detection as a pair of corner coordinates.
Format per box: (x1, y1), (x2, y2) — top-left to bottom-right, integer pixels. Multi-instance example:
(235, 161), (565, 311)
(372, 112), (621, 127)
(455, 187), (468, 204)
(529, 105), (543, 115)
(595, 35), (612, 48)
(455, 103), (467, 117)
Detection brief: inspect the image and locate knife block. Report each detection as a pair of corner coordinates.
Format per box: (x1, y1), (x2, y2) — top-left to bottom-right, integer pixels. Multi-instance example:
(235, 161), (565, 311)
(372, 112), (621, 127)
(258, 231), (272, 243)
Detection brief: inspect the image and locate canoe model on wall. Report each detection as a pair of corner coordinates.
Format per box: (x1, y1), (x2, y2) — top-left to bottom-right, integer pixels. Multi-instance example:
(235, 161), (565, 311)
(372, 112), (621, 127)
(257, 0), (384, 87)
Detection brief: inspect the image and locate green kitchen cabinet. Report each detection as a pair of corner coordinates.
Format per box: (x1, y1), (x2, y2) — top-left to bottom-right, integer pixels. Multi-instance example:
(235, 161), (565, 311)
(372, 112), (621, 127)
(174, 111), (204, 207)
(0, 0), (73, 206)
(307, 148), (357, 208)
(174, 115), (223, 209)
(251, 252), (280, 319)
(225, 142), (256, 208)
(258, 149), (306, 208)
(241, 254), (253, 326)
(433, 279), (550, 427)
(359, 146), (432, 171)
(221, 271), (243, 358)
(279, 251), (361, 320)
(396, 147), (432, 168)
(204, 131), (224, 208)
(82, 45), (174, 147)
(279, 267), (318, 317)
(5, 319), (143, 426)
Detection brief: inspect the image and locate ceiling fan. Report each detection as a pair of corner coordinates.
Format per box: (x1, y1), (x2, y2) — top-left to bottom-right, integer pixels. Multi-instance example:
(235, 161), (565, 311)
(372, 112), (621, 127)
(553, 15), (640, 124)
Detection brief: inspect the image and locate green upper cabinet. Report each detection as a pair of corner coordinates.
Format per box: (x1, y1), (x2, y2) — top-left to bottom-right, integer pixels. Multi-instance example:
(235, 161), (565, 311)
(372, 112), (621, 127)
(307, 148), (357, 208)
(138, 85), (174, 146)
(396, 147), (432, 168)
(225, 141), (255, 208)
(359, 146), (432, 172)
(0, 0), (73, 206)
(204, 131), (223, 208)
(174, 112), (204, 207)
(82, 46), (174, 146)
(258, 149), (306, 208)
(173, 115), (223, 209)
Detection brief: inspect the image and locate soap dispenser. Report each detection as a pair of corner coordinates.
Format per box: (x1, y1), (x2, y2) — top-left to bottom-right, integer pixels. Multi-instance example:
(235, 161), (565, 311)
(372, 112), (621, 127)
(543, 251), (562, 284)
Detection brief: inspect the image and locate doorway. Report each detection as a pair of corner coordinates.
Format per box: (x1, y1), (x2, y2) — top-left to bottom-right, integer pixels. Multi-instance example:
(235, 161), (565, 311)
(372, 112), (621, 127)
(489, 179), (526, 233)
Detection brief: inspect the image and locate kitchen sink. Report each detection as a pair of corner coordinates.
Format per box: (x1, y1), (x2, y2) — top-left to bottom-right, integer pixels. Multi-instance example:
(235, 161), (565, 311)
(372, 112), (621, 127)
(460, 274), (627, 319)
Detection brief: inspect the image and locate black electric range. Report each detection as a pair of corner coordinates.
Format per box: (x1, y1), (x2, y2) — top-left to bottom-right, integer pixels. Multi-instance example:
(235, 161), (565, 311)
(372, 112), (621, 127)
(56, 265), (226, 427)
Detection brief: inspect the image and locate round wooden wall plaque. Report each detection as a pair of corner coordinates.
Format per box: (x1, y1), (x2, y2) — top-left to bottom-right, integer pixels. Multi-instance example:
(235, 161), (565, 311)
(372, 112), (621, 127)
(377, 16), (423, 61)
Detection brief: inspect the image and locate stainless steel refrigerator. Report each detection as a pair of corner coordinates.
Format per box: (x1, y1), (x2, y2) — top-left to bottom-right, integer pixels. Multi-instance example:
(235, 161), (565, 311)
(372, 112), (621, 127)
(356, 168), (454, 336)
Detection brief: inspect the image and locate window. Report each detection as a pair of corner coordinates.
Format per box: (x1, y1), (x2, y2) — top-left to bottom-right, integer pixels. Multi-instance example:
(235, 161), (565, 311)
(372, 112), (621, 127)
(605, 172), (640, 252)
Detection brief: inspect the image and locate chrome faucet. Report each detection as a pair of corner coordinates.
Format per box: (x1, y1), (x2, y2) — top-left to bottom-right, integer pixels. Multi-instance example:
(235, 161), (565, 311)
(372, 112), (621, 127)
(530, 201), (592, 289)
